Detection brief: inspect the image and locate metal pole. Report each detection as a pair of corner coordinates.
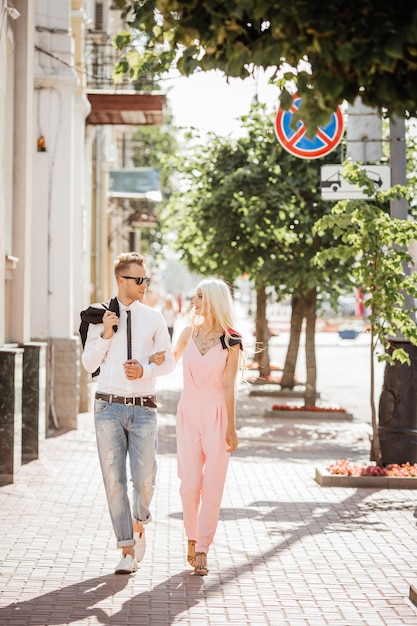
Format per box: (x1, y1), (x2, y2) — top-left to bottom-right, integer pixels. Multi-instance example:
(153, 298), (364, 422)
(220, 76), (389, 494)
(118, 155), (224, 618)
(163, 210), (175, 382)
(389, 115), (414, 316)
(389, 116), (408, 219)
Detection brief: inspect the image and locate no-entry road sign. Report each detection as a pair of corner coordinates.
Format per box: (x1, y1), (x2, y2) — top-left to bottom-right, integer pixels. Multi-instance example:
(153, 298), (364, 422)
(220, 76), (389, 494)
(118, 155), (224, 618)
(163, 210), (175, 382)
(275, 94), (344, 159)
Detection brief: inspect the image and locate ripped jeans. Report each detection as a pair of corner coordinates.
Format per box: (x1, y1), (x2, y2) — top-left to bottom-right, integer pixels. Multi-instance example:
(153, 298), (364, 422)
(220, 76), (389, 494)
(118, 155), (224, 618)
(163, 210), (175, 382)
(94, 398), (157, 549)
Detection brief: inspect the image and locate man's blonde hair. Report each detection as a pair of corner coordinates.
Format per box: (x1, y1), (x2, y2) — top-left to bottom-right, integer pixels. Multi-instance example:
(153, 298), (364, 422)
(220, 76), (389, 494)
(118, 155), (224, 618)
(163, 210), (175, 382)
(114, 252), (146, 278)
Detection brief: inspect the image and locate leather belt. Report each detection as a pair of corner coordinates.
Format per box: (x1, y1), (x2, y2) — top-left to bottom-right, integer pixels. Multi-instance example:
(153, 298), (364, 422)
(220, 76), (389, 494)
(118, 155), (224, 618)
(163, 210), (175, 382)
(95, 392), (157, 408)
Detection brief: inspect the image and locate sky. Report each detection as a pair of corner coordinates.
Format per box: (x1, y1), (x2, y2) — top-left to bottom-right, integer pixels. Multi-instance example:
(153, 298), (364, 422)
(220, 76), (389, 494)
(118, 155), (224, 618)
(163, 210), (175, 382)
(154, 69), (280, 294)
(163, 68), (280, 136)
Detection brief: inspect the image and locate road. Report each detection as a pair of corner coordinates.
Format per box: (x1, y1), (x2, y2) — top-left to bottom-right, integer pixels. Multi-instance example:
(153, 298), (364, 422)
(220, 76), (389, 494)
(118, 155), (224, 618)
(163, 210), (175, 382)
(233, 301), (385, 425)
(267, 330), (385, 424)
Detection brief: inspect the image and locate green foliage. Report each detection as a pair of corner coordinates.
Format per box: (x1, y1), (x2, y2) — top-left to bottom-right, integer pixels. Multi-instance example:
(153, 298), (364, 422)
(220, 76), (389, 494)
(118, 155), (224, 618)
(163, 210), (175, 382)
(114, 0), (417, 134)
(314, 161), (417, 364)
(313, 161), (417, 463)
(112, 27), (176, 85)
(161, 104), (350, 303)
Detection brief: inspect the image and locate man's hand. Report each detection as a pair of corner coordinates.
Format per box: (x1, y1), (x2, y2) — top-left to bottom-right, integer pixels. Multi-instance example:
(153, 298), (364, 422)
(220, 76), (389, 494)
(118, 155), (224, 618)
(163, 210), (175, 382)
(101, 310), (119, 339)
(123, 359), (144, 380)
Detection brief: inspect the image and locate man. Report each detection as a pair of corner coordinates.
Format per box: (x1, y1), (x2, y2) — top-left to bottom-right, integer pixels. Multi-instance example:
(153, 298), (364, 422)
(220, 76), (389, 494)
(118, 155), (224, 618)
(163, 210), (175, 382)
(82, 252), (175, 574)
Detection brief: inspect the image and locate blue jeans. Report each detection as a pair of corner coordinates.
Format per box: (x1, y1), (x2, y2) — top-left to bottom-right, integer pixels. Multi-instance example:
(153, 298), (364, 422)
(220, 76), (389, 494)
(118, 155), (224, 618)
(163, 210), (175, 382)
(94, 398), (158, 549)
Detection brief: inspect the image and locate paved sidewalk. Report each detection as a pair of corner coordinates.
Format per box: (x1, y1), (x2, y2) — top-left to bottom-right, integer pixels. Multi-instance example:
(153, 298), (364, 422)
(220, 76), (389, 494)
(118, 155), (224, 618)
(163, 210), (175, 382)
(1, 361), (417, 625)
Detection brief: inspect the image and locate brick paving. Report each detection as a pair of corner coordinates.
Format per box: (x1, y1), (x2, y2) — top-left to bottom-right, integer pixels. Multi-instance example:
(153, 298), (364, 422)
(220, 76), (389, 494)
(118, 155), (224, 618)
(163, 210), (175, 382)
(1, 351), (417, 625)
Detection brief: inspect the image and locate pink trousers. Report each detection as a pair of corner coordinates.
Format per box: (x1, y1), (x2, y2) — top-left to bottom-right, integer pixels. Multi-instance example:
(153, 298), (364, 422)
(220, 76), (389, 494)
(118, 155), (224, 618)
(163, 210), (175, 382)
(176, 394), (230, 554)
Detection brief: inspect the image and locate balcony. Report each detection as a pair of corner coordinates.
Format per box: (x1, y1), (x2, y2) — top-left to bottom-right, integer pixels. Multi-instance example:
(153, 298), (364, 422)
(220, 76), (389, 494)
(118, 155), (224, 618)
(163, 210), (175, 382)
(85, 41), (164, 126)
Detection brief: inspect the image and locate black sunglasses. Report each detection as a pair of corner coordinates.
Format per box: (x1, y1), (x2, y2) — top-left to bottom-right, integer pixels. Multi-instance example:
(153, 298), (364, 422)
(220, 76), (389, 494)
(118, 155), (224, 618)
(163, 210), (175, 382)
(121, 276), (151, 286)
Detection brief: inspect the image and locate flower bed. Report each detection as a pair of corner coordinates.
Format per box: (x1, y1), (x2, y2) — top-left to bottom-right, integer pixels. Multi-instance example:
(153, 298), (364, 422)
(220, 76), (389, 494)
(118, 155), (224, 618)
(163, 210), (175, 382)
(272, 404), (346, 413)
(264, 404), (353, 420)
(316, 460), (417, 488)
(327, 459), (417, 477)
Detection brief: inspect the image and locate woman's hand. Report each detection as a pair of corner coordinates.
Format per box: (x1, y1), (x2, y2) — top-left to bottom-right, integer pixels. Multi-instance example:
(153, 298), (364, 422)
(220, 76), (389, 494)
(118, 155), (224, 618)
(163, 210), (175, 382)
(149, 351), (166, 366)
(226, 427), (238, 453)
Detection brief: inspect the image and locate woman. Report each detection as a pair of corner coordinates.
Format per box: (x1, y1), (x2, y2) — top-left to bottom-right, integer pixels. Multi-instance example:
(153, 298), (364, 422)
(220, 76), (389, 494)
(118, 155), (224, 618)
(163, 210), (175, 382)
(173, 278), (244, 576)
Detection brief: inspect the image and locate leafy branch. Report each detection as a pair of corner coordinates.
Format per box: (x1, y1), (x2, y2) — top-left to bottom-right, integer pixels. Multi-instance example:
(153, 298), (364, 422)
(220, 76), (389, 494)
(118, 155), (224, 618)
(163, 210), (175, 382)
(313, 161), (417, 463)
(110, 1), (417, 135)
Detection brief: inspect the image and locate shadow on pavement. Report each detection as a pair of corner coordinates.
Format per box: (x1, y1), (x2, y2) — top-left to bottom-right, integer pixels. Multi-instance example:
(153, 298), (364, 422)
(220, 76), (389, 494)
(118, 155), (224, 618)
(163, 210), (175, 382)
(0, 572), (203, 626)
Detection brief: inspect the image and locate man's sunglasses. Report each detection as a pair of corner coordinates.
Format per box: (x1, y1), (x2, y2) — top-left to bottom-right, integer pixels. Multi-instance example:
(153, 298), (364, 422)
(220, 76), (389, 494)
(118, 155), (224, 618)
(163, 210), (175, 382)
(121, 276), (151, 286)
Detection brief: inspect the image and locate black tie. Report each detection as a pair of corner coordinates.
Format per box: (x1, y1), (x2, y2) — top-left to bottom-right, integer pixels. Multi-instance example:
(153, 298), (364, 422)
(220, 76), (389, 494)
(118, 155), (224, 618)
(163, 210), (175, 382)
(126, 310), (132, 360)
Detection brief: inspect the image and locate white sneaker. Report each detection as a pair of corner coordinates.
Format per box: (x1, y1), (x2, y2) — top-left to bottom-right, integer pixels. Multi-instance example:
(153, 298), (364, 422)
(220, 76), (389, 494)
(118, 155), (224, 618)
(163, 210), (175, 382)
(134, 528), (146, 563)
(114, 554), (138, 575)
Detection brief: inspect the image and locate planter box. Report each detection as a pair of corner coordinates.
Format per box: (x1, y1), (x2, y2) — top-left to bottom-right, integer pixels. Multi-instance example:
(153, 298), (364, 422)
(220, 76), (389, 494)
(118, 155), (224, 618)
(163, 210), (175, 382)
(264, 409), (353, 421)
(316, 466), (417, 488)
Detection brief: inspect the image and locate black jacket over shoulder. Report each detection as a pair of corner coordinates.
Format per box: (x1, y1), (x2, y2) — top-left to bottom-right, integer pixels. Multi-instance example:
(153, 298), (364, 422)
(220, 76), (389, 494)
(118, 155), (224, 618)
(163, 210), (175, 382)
(79, 297), (120, 377)
(220, 329), (243, 350)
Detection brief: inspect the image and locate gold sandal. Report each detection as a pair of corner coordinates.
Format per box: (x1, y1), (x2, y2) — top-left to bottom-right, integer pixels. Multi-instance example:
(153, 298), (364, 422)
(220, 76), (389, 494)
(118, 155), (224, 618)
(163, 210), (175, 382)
(187, 539), (196, 567)
(194, 552), (208, 576)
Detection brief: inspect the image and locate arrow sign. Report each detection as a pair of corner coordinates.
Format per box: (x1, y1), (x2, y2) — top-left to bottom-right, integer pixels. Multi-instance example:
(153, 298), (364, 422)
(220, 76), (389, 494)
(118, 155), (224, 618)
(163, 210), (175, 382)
(275, 94), (344, 159)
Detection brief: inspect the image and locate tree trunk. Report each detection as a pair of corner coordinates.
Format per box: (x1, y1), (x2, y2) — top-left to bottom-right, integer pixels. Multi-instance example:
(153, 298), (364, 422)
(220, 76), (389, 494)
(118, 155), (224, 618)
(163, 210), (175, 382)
(254, 285), (270, 377)
(370, 322), (382, 464)
(281, 294), (304, 389)
(304, 287), (317, 407)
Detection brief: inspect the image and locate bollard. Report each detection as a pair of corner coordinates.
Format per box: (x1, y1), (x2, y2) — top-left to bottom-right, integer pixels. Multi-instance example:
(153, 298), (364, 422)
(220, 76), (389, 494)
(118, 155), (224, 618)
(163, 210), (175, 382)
(22, 342), (47, 463)
(0, 347), (23, 483)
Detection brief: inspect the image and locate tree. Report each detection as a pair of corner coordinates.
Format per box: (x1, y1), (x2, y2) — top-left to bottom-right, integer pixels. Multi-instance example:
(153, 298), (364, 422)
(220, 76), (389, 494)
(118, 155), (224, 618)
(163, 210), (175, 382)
(162, 105), (349, 403)
(113, 0), (417, 134)
(314, 162), (417, 464)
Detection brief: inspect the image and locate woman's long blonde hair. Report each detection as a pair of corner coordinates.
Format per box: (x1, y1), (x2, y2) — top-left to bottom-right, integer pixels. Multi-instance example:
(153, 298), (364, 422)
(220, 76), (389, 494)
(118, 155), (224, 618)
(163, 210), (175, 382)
(191, 279), (233, 329)
(191, 278), (246, 369)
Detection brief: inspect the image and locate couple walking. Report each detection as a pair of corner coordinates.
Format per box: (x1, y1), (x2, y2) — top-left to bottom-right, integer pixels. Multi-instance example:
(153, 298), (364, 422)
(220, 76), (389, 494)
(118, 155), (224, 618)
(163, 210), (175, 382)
(81, 252), (244, 577)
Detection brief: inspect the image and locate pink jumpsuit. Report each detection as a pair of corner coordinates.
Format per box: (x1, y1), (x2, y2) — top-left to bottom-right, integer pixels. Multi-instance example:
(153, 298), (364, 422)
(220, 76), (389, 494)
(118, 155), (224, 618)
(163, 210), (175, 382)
(176, 336), (231, 554)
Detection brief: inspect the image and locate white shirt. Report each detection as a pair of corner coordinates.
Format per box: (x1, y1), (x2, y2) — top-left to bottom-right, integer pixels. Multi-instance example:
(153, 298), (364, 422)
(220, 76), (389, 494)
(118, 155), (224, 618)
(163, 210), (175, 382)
(82, 299), (175, 396)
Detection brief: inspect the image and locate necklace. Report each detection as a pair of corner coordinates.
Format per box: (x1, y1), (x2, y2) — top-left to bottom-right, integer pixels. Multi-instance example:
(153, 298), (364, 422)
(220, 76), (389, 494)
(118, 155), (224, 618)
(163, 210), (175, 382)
(194, 327), (223, 355)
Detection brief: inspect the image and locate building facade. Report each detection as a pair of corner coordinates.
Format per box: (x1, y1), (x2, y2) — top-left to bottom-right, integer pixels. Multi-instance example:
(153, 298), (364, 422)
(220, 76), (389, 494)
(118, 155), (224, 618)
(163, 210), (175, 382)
(0, 0), (164, 482)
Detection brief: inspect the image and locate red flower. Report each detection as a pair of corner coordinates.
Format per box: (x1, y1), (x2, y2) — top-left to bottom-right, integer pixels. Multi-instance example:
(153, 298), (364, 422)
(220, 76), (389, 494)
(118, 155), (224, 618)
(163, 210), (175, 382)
(326, 459), (417, 477)
(272, 404), (346, 413)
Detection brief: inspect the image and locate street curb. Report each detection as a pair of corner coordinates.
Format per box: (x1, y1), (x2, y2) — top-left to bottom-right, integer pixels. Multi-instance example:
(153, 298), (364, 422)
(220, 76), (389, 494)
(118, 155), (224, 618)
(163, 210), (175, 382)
(315, 466), (417, 488)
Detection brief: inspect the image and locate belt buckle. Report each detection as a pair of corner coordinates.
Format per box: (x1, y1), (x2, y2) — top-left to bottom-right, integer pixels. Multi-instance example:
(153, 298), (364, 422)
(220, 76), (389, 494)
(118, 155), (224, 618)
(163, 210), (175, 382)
(124, 396), (135, 406)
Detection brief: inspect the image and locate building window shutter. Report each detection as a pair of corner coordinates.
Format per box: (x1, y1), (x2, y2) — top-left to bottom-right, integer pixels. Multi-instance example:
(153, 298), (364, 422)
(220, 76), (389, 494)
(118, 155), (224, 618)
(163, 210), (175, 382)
(94, 2), (104, 31)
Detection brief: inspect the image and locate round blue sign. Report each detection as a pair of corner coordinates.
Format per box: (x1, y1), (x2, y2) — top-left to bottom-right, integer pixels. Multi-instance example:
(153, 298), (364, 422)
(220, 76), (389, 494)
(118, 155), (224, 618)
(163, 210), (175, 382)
(275, 94), (344, 159)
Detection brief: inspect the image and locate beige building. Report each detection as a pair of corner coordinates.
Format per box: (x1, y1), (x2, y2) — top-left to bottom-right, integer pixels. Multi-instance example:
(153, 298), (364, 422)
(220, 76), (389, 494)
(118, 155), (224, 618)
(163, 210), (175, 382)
(0, 0), (164, 482)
